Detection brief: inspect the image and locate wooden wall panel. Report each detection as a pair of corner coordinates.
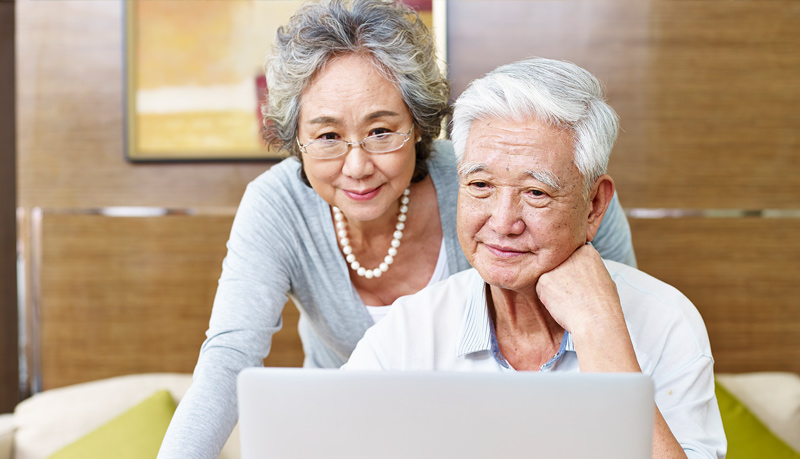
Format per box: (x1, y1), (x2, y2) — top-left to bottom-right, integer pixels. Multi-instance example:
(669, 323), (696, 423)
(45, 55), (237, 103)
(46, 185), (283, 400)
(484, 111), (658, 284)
(35, 214), (228, 389)
(34, 213), (302, 391)
(263, 298), (303, 369)
(447, 1), (800, 209)
(630, 218), (800, 374)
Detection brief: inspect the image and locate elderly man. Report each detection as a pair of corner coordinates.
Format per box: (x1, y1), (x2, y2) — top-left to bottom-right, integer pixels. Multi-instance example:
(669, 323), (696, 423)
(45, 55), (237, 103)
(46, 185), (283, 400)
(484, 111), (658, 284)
(343, 58), (726, 458)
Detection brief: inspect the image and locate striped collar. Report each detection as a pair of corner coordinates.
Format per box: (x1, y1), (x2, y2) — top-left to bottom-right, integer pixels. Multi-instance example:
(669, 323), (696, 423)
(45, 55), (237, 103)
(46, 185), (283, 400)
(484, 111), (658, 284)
(455, 269), (574, 370)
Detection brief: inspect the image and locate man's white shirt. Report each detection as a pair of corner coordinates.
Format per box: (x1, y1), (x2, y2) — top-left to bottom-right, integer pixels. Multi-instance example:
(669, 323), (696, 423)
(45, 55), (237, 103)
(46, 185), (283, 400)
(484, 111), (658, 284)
(344, 261), (726, 459)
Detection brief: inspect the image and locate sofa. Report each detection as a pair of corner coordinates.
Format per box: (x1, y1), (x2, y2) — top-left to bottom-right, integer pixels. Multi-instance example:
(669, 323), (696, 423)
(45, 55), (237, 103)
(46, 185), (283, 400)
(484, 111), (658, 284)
(1, 372), (798, 459)
(0, 373), (239, 459)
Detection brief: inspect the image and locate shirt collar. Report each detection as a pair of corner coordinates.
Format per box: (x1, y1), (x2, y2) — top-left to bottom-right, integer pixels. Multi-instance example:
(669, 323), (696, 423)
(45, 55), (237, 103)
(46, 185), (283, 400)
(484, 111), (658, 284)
(455, 269), (575, 368)
(456, 269), (493, 357)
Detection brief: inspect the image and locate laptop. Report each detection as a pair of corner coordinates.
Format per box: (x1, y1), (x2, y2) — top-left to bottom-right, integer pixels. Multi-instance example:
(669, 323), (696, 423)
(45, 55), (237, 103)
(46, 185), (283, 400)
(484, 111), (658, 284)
(237, 368), (654, 459)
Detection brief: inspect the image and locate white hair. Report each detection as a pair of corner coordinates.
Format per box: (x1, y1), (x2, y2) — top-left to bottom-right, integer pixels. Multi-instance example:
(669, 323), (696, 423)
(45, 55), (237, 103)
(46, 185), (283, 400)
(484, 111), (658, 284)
(451, 57), (619, 197)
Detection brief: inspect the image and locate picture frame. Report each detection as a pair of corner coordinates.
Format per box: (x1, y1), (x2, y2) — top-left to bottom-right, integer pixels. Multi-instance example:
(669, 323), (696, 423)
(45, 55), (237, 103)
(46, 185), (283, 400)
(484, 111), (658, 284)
(123, 0), (445, 162)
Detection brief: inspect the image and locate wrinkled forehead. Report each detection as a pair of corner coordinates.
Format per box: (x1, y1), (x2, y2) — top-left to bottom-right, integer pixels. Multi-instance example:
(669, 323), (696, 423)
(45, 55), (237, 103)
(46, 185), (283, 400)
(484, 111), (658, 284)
(464, 117), (575, 163)
(461, 116), (585, 191)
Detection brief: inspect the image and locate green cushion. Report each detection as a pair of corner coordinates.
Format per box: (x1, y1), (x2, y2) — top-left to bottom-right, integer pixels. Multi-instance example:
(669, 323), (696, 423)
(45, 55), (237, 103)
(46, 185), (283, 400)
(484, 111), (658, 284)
(716, 381), (800, 458)
(47, 390), (177, 459)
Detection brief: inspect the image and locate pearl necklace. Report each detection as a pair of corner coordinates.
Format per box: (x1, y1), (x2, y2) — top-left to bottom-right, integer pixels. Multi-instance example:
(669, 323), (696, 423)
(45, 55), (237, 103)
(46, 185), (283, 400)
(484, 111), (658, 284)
(333, 188), (410, 279)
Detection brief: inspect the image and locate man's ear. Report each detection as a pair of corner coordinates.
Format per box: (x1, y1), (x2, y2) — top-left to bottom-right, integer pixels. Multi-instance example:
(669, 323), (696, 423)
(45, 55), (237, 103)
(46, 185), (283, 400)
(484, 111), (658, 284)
(585, 175), (615, 242)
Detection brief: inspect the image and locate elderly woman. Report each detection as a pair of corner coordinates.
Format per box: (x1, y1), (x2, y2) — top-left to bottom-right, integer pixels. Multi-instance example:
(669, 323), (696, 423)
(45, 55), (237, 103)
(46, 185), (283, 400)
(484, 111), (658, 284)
(158, 1), (636, 457)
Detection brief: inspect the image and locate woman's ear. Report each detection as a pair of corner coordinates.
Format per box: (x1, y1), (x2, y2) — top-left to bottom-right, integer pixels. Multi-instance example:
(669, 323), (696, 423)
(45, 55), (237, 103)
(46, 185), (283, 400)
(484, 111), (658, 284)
(585, 175), (615, 242)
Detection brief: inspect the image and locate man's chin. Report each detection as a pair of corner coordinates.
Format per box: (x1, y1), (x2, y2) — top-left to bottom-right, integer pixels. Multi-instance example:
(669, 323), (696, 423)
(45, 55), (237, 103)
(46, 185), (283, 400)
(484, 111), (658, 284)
(474, 265), (540, 294)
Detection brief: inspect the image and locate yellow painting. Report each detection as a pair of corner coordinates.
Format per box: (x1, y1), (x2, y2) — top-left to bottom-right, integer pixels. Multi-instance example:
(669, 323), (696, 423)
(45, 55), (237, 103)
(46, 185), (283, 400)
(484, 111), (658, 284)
(124, 0), (442, 161)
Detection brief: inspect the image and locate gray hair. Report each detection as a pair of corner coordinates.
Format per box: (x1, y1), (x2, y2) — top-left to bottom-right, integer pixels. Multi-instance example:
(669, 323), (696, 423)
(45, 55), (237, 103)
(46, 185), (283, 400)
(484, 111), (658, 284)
(451, 57), (619, 198)
(263, 0), (450, 185)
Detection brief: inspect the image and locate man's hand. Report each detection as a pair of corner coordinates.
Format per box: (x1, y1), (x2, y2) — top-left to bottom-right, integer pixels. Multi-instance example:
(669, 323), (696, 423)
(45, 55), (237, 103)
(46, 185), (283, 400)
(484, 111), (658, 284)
(535, 244), (623, 337)
(535, 244), (639, 373)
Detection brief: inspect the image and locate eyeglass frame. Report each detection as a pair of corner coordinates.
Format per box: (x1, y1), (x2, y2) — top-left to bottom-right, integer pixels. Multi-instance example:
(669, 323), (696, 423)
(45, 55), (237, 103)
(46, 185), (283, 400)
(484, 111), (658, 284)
(296, 126), (415, 159)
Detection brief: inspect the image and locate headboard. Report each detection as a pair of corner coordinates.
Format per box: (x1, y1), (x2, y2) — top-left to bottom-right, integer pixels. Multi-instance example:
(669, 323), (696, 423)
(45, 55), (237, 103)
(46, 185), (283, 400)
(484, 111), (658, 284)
(25, 209), (303, 391)
(24, 209), (800, 393)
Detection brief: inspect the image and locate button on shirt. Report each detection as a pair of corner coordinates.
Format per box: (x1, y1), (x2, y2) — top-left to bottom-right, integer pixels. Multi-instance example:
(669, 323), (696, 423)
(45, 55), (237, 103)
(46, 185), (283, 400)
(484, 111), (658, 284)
(344, 261), (726, 459)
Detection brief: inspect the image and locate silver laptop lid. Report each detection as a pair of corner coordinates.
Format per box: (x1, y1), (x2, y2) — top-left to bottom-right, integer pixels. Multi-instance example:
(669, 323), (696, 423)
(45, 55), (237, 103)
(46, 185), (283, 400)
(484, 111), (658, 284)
(237, 368), (654, 459)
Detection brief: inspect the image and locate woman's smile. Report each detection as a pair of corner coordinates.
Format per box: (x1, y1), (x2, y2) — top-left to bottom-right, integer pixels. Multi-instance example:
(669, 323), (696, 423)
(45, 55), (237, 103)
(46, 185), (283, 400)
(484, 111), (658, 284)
(343, 185), (383, 201)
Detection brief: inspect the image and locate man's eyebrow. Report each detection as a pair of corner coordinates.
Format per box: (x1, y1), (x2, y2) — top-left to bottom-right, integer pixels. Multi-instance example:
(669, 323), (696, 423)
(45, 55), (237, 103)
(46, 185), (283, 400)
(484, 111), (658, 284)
(526, 169), (562, 191)
(458, 162), (561, 190)
(457, 161), (485, 178)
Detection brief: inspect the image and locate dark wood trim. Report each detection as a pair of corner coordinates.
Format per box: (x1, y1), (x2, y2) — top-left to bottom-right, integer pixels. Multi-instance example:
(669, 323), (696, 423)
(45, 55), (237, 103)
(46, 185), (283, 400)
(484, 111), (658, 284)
(0, 0), (19, 411)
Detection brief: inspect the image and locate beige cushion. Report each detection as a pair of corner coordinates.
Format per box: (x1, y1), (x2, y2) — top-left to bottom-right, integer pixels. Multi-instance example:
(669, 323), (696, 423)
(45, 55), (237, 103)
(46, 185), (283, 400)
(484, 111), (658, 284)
(0, 413), (14, 459)
(716, 372), (800, 452)
(223, 424), (241, 459)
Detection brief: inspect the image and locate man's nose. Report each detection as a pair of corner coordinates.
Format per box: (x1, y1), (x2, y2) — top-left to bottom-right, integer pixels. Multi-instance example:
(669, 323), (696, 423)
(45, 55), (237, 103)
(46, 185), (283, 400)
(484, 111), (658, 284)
(488, 192), (525, 236)
(341, 143), (374, 180)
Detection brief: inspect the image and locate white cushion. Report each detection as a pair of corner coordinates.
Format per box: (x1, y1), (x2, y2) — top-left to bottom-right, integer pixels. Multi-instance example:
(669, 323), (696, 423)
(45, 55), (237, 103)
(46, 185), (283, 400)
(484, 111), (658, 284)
(716, 372), (800, 452)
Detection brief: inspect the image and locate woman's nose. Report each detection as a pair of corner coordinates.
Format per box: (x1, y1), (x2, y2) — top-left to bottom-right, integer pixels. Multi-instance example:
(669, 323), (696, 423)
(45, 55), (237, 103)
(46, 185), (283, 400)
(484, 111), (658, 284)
(341, 143), (374, 180)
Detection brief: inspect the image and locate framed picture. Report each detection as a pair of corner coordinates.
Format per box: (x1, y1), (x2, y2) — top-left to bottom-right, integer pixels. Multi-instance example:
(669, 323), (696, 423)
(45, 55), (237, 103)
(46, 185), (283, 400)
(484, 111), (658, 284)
(123, 0), (445, 162)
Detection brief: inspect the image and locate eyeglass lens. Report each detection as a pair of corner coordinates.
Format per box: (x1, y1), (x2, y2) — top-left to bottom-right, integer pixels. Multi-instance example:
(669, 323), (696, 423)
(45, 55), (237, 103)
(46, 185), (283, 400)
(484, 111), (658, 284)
(305, 132), (408, 158)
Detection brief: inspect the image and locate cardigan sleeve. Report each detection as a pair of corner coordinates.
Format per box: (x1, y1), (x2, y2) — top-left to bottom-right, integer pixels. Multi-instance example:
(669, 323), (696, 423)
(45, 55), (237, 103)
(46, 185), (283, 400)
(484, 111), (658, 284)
(592, 191), (637, 268)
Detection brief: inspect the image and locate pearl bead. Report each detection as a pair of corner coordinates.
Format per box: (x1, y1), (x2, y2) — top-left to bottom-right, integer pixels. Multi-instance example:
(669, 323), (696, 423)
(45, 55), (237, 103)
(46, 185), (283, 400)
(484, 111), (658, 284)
(333, 187), (410, 279)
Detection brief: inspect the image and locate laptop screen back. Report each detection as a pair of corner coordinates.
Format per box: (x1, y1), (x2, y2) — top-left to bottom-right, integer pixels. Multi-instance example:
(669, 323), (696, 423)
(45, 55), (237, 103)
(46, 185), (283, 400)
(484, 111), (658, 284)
(237, 368), (654, 459)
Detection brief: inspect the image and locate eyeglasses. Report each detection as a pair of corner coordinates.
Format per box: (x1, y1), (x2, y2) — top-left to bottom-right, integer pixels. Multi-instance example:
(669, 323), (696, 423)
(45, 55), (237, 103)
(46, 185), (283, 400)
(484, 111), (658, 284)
(297, 126), (414, 159)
